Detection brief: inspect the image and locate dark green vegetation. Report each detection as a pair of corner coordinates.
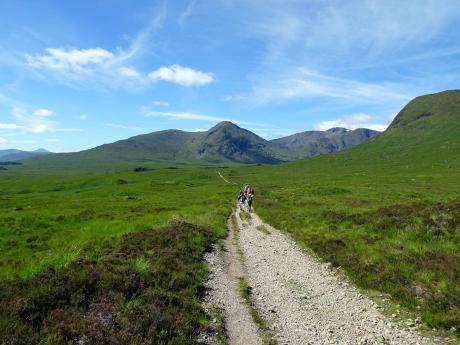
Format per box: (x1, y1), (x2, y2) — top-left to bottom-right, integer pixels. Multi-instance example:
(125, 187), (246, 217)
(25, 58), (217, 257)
(0, 223), (215, 344)
(19, 122), (378, 170)
(238, 90), (460, 337)
(1, 89), (459, 342)
(0, 167), (233, 344)
(0, 148), (52, 162)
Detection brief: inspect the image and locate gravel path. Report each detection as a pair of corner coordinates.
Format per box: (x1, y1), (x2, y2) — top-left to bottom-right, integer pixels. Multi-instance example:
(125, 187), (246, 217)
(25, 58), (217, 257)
(201, 208), (450, 344)
(235, 209), (445, 345)
(201, 217), (262, 345)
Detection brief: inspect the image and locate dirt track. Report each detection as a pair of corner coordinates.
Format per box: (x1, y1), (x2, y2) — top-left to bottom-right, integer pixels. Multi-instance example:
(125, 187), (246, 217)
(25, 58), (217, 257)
(201, 206), (451, 344)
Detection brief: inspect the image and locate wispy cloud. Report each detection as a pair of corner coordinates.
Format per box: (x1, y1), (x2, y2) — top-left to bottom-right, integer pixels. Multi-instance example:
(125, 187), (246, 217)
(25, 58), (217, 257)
(233, 68), (413, 106)
(56, 128), (83, 132)
(0, 123), (22, 129)
(178, 0), (197, 26)
(141, 108), (267, 127)
(0, 137), (7, 145)
(222, 0), (460, 110)
(112, 1), (167, 64)
(33, 108), (53, 117)
(314, 113), (390, 132)
(148, 65), (214, 87)
(117, 66), (141, 79)
(26, 48), (114, 74)
(73, 114), (88, 120)
(105, 123), (146, 131)
(5, 107), (81, 133)
(153, 101), (169, 107)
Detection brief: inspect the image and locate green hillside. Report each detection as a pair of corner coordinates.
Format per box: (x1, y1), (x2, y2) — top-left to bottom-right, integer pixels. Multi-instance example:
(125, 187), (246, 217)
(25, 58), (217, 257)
(238, 90), (460, 337)
(17, 121), (378, 171)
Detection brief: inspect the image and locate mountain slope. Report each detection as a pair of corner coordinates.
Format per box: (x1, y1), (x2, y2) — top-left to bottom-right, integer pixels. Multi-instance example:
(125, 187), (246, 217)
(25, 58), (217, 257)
(271, 127), (379, 159)
(0, 149), (52, 162)
(19, 121), (378, 171)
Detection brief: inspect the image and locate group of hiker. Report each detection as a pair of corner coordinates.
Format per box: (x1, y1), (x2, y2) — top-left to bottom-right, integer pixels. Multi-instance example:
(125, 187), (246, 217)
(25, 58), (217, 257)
(238, 184), (255, 212)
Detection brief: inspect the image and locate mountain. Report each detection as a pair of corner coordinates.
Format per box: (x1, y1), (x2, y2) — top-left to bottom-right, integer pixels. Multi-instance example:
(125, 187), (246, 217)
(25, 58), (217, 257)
(284, 89), (460, 174)
(0, 148), (52, 162)
(271, 127), (379, 160)
(18, 121), (378, 170)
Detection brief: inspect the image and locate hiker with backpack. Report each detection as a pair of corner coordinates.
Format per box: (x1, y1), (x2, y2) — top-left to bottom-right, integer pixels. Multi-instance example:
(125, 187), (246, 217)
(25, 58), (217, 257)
(241, 184), (255, 212)
(238, 190), (246, 211)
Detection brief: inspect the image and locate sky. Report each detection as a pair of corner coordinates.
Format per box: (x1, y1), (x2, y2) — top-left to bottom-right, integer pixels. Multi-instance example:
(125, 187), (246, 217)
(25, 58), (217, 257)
(1, 0), (460, 152)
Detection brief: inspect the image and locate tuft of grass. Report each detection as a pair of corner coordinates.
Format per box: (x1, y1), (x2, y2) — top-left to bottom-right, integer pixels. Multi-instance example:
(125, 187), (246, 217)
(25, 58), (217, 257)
(132, 256), (150, 274)
(238, 277), (277, 345)
(256, 225), (271, 235)
(217, 239), (225, 256)
(239, 211), (251, 223)
(209, 305), (228, 345)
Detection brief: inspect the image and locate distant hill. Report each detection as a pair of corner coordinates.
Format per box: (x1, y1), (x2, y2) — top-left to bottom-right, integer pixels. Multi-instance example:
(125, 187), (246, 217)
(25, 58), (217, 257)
(0, 148), (52, 162)
(271, 127), (379, 160)
(18, 122), (378, 170)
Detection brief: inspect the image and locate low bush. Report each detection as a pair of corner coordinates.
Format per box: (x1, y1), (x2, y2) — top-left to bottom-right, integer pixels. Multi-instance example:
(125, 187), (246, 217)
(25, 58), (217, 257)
(0, 222), (215, 345)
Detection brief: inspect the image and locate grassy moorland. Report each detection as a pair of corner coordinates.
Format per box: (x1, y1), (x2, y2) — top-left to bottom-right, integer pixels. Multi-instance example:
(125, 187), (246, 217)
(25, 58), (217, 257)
(231, 91), (460, 337)
(1, 90), (459, 342)
(0, 167), (234, 344)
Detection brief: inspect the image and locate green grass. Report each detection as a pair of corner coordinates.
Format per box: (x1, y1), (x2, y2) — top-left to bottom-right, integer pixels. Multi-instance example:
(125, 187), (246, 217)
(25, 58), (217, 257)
(238, 277), (276, 345)
(0, 222), (219, 344)
(1, 91), (459, 341)
(0, 167), (235, 344)
(239, 211), (251, 223)
(0, 167), (233, 280)
(256, 225), (270, 235)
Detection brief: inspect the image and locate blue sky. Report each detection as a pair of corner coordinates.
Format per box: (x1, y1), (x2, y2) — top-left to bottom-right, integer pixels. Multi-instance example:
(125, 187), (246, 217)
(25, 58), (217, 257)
(1, 0), (460, 152)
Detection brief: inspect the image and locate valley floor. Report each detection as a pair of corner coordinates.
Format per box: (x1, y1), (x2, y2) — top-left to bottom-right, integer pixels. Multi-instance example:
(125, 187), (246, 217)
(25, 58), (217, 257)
(202, 208), (451, 345)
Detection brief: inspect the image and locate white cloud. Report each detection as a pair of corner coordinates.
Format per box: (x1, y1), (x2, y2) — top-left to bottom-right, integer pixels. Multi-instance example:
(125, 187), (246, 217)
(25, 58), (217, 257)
(26, 47), (114, 73)
(148, 65), (214, 87)
(73, 114), (88, 120)
(118, 66), (141, 78)
(56, 128), (83, 132)
(314, 113), (388, 131)
(141, 108), (266, 127)
(8, 107), (81, 134)
(153, 101), (169, 107)
(33, 108), (53, 117)
(0, 123), (22, 129)
(45, 138), (61, 142)
(246, 68), (413, 105)
(29, 124), (50, 133)
(0, 137), (6, 145)
(105, 123), (146, 131)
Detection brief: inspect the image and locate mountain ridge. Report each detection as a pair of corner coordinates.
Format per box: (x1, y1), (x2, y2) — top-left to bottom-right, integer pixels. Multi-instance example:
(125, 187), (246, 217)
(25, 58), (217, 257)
(16, 122), (379, 170)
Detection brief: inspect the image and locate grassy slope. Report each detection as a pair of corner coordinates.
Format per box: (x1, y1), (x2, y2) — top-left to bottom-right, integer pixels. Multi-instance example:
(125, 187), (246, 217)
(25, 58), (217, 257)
(234, 90), (460, 336)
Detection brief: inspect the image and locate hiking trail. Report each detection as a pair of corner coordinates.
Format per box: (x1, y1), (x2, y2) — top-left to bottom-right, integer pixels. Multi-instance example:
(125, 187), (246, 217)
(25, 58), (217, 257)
(201, 208), (450, 345)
